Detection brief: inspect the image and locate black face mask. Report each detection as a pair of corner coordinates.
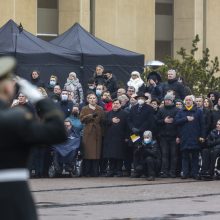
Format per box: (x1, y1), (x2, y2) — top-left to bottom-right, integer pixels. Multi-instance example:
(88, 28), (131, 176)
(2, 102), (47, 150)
(72, 112), (79, 117)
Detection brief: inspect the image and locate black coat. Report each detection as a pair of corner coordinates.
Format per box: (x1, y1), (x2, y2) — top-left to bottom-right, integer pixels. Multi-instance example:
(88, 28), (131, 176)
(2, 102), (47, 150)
(59, 100), (74, 118)
(162, 79), (186, 100)
(156, 104), (179, 138)
(127, 104), (155, 135)
(145, 83), (163, 101)
(30, 77), (45, 88)
(212, 106), (220, 129)
(207, 129), (220, 148)
(202, 108), (213, 136)
(103, 109), (128, 159)
(105, 76), (118, 97)
(94, 75), (106, 85)
(0, 98), (66, 170)
(175, 106), (205, 151)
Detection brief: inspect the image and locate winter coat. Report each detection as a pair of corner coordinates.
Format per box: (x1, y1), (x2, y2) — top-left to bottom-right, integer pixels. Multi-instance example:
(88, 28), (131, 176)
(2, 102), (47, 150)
(127, 77), (144, 93)
(207, 129), (220, 148)
(59, 100), (74, 118)
(175, 106), (205, 151)
(64, 78), (84, 104)
(105, 76), (118, 97)
(141, 141), (161, 161)
(80, 105), (105, 159)
(103, 109), (128, 159)
(212, 105), (220, 129)
(30, 77), (45, 88)
(202, 108), (213, 137)
(103, 101), (112, 112)
(162, 79), (186, 100)
(156, 104), (179, 138)
(145, 83), (163, 100)
(94, 75), (106, 85)
(127, 103), (155, 135)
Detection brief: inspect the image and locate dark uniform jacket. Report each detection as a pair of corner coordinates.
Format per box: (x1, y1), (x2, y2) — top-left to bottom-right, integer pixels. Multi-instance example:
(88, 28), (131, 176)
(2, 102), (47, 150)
(0, 98), (67, 170)
(103, 108), (128, 159)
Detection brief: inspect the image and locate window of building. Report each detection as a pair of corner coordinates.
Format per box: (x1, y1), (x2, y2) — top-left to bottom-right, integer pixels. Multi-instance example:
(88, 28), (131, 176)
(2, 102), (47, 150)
(156, 3), (173, 15)
(155, 41), (172, 61)
(37, 0), (58, 41)
(155, 0), (173, 60)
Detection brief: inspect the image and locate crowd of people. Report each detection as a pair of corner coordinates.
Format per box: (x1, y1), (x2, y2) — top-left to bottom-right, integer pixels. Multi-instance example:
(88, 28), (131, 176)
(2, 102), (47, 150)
(12, 66), (220, 181)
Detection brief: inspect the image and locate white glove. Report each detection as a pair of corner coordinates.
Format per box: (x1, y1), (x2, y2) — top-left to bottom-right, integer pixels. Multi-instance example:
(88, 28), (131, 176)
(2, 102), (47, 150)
(16, 78), (43, 103)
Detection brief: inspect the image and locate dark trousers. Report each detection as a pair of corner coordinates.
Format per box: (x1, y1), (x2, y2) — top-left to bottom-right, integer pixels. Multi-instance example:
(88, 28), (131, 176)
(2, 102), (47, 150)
(0, 181), (37, 220)
(210, 147), (220, 176)
(160, 137), (177, 175)
(201, 148), (212, 174)
(123, 146), (133, 174)
(182, 149), (199, 176)
(143, 156), (159, 177)
(29, 148), (45, 177)
(108, 159), (123, 174)
(83, 159), (100, 177)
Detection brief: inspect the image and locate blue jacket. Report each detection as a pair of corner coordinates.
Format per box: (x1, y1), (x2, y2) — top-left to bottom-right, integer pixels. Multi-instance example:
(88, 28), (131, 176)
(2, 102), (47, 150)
(175, 106), (205, 151)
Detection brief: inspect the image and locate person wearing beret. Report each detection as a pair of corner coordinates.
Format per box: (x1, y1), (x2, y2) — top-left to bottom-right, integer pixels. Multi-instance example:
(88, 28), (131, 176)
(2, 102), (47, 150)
(0, 56), (67, 220)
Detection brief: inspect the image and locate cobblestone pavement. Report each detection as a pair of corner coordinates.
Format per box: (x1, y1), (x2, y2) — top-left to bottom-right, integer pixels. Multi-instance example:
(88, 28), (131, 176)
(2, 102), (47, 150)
(29, 177), (220, 220)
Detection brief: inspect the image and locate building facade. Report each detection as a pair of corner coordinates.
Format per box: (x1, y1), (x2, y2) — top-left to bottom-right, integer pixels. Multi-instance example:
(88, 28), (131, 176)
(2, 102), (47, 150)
(0, 0), (219, 63)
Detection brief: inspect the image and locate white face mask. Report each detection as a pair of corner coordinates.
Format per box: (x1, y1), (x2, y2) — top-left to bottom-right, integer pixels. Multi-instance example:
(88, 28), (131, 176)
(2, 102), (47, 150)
(61, 94), (68, 101)
(144, 138), (151, 144)
(138, 99), (145, 105)
(89, 86), (95, 90)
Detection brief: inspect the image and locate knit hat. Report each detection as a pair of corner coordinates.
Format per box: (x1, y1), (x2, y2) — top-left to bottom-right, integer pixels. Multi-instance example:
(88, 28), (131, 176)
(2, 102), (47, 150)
(143, 130), (152, 139)
(164, 94), (174, 101)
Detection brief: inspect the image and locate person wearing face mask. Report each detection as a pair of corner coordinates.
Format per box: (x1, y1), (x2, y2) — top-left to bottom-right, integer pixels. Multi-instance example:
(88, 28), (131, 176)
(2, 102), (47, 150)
(66, 106), (83, 136)
(133, 131), (161, 181)
(85, 78), (96, 97)
(46, 75), (58, 96)
(58, 90), (74, 118)
(64, 72), (84, 105)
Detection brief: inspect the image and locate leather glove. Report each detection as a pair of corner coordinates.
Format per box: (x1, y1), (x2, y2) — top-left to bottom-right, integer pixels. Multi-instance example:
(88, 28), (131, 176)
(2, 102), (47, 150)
(16, 78), (43, 104)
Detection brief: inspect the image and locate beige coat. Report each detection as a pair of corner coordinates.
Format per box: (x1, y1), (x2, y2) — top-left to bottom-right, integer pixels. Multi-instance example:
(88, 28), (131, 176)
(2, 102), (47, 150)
(80, 105), (105, 159)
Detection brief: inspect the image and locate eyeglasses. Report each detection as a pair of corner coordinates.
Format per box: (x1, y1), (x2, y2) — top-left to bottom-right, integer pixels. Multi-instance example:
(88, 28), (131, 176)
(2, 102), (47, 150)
(128, 90), (135, 92)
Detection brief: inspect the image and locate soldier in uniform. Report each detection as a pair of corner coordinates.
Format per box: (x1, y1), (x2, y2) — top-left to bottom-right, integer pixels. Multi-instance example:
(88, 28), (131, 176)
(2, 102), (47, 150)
(0, 57), (67, 220)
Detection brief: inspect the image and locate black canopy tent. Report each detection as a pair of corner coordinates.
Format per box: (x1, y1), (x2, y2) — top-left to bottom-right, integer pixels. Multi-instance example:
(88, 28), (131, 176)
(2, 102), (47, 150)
(0, 20), (81, 86)
(51, 23), (145, 86)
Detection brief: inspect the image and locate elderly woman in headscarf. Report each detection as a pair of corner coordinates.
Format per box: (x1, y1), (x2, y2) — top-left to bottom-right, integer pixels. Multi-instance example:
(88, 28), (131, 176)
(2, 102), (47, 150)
(127, 71), (145, 93)
(64, 72), (84, 105)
